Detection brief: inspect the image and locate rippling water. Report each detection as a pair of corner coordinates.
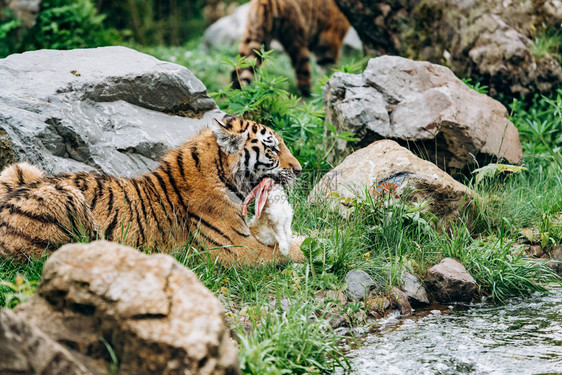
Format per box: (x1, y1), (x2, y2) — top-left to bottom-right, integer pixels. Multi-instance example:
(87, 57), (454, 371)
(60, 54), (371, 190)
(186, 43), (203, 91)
(341, 286), (562, 375)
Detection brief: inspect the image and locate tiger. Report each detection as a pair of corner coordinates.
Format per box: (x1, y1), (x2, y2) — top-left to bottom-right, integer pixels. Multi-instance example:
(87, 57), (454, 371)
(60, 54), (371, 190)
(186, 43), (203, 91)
(231, 0), (350, 97)
(0, 115), (305, 265)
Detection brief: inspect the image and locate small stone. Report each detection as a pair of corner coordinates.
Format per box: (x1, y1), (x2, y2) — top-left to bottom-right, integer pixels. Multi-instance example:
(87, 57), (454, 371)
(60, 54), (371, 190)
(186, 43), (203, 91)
(352, 309), (367, 324)
(547, 245), (562, 274)
(528, 245), (544, 258)
(401, 272), (430, 306)
(328, 313), (349, 329)
(425, 258), (477, 303)
(270, 298), (291, 311)
(389, 287), (412, 316)
(345, 270), (374, 300)
(550, 245), (562, 262)
(366, 297), (390, 313)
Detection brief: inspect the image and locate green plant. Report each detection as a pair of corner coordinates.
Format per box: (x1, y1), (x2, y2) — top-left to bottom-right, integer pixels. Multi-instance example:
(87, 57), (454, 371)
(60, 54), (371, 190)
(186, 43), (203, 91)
(235, 300), (349, 374)
(338, 183), (437, 240)
(0, 9), (22, 57)
(99, 336), (120, 375)
(461, 77), (489, 95)
(531, 31), (561, 62)
(439, 223), (560, 302)
(213, 48), (329, 170)
(0, 274), (38, 308)
(471, 163), (527, 187)
(510, 88), (562, 168)
(0, 257), (45, 308)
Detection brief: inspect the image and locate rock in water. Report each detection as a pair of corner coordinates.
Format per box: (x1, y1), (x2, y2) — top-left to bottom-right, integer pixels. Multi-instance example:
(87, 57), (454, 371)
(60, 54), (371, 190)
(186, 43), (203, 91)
(309, 139), (474, 222)
(0, 46), (223, 176)
(547, 245), (562, 274)
(324, 56), (523, 174)
(14, 241), (240, 374)
(389, 287), (412, 316)
(425, 258), (476, 304)
(345, 269), (374, 300)
(401, 272), (430, 307)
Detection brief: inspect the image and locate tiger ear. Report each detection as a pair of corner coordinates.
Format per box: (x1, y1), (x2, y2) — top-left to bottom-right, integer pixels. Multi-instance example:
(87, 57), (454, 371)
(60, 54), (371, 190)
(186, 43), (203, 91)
(211, 117), (247, 154)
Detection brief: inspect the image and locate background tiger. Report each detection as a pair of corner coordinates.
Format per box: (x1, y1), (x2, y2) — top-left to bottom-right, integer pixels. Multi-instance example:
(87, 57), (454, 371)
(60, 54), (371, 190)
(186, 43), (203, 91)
(231, 0), (350, 97)
(0, 115), (304, 265)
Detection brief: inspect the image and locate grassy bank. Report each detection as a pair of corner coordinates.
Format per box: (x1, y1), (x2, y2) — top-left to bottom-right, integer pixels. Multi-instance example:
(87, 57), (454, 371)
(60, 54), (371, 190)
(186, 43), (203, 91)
(1, 42), (561, 374)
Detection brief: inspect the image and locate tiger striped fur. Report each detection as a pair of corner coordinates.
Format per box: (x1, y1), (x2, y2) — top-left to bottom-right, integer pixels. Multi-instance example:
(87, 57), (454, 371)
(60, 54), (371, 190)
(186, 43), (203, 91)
(232, 0), (350, 96)
(0, 115), (304, 265)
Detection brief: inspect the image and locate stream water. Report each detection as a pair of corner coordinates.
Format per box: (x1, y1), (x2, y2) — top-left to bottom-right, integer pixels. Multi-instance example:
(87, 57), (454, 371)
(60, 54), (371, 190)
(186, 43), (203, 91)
(341, 286), (562, 375)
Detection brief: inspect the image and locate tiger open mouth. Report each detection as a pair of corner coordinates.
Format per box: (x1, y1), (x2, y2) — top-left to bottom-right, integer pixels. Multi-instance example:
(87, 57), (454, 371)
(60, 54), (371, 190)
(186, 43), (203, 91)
(243, 171), (297, 217)
(242, 177), (275, 218)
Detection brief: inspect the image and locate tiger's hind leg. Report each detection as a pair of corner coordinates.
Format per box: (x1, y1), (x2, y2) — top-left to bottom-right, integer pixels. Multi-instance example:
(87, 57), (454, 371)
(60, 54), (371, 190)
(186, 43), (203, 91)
(0, 180), (98, 262)
(276, 14), (312, 96)
(0, 162), (45, 199)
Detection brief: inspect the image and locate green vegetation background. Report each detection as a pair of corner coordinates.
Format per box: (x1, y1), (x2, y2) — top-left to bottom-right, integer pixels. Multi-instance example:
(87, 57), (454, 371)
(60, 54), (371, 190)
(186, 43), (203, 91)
(1, 1), (561, 374)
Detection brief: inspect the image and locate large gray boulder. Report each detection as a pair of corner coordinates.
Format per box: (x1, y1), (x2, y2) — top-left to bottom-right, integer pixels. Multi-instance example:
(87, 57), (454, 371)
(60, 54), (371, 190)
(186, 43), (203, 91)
(14, 241), (240, 374)
(324, 56), (523, 174)
(0, 46), (223, 176)
(202, 2), (362, 52)
(309, 139), (474, 222)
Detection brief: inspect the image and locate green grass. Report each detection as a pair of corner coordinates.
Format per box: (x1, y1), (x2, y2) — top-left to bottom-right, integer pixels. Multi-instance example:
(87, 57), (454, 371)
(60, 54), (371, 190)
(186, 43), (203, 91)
(530, 30), (562, 63)
(1, 41), (561, 373)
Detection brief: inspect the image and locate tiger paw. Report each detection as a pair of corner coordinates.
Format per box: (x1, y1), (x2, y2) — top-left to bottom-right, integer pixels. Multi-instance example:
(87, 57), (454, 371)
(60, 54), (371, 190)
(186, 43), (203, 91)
(289, 235), (306, 263)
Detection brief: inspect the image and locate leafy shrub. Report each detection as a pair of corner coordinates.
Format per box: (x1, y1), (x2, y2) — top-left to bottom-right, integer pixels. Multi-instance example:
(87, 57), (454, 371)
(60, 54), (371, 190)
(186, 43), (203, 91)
(215, 50), (341, 170)
(302, 183), (439, 287)
(97, 0), (206, 45)
(23, 0), (117, 51)
(510, 87), (562, 168)
(0, 8), (22, 57)
(0, 0), (119, 57)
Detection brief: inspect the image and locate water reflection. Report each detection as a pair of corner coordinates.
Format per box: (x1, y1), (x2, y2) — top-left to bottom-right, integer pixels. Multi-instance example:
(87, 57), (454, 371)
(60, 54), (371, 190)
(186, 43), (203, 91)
(341, 286), (562, 374)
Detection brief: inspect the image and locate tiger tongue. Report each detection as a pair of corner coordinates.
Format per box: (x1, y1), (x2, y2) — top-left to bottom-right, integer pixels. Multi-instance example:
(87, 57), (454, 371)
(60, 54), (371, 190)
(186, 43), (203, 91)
(242, 177), (275, 218)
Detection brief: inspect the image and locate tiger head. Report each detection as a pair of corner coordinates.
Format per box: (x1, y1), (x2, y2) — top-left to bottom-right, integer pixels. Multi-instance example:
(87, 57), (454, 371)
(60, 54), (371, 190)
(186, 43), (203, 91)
(212, 115), (302, 196)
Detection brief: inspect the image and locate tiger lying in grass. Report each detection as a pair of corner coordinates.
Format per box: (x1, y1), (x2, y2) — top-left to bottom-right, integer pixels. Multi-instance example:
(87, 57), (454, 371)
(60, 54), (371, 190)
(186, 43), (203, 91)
(0, 115), (305, 265)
